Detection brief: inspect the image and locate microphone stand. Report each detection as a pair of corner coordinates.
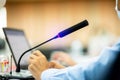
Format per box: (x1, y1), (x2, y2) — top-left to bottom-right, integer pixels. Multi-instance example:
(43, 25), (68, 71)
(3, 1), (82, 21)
(16, 35), (58, 72)
(16, 20), (89, 72)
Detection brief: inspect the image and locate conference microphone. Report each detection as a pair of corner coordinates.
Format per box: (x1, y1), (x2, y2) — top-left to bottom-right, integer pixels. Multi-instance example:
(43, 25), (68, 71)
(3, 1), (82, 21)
(16, 19), (89, 72)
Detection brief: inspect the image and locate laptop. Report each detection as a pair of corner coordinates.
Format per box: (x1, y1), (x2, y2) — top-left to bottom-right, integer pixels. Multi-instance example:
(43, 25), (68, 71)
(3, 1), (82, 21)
(3, 28), (33, 79)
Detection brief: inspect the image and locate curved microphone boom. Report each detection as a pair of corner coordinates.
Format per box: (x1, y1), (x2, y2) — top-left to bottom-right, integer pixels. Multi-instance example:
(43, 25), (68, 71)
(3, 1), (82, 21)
(16, 19), (89, 72)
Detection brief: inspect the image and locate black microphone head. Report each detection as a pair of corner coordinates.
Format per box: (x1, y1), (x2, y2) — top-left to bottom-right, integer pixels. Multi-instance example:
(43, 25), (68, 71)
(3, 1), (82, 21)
(57, 20), (89, 38)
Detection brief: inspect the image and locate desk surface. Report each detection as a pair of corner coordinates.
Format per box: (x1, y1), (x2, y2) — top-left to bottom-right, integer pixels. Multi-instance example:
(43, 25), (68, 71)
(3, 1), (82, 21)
(0, 75), (34, 80)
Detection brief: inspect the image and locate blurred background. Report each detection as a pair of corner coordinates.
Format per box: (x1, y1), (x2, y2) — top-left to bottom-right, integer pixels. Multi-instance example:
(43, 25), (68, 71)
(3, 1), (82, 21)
(0, 0), (120, 65)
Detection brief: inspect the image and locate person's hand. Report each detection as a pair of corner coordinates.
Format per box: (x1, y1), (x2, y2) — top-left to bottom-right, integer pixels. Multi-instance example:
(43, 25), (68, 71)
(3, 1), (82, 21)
(28, 50), (49, 80)
(28, 50), (66, 80)
(49, 61), (65, 69)
(51, 51), (76, 66)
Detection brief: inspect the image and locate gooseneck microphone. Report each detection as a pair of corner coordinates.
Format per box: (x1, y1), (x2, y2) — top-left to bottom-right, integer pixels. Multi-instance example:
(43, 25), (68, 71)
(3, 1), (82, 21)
(16, 19), (89, 72)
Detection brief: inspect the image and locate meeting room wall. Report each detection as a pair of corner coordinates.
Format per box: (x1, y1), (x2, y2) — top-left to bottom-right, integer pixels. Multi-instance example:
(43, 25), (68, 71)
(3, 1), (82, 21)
(6, 0), (120, 49)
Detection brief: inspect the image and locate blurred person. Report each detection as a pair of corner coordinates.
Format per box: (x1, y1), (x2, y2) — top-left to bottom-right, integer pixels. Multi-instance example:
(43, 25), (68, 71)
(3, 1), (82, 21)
(28, 0), (120, 80)
(29, 40), (120, 80)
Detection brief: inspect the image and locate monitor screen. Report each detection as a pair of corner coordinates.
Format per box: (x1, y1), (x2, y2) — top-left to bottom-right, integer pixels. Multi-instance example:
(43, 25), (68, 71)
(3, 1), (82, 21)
(3, 28), (31, 69)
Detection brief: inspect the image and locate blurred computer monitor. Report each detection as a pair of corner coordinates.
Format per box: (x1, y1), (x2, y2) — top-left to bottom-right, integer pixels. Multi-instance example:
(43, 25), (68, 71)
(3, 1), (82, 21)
(3, 28), (31, 69)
